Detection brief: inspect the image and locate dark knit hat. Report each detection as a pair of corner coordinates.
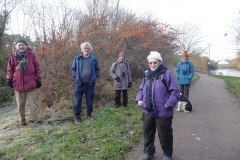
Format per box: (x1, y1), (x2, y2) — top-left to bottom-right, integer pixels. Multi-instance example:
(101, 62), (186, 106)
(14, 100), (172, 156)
(15, 37), (28, 46)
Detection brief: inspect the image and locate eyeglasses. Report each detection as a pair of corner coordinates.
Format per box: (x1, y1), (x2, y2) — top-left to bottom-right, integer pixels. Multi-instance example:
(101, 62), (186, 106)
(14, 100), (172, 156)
(82, 48), (91, 50)
(149, 61), (158, 65)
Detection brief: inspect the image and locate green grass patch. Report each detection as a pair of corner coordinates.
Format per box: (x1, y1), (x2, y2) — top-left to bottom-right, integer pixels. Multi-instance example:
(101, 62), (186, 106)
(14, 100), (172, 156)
(0, 106), (143, 160)
(192, 73), (200, 85)
(211, 74), (240, 100)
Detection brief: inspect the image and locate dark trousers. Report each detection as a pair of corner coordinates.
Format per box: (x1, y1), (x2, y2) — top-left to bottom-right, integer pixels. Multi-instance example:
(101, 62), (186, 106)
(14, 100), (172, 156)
(74, 83), (95, 116)
(115, 90), (128, 107)
(143, 113), (173, 157)
(180, 84), (190, 99)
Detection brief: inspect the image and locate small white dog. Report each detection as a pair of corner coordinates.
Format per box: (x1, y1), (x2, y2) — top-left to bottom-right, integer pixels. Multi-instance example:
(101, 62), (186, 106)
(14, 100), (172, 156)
(176, 94), (192, 112)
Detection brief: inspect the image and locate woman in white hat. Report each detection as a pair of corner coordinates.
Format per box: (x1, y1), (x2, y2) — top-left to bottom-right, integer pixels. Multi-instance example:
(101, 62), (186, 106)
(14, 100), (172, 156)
(136, 51), (180, 160)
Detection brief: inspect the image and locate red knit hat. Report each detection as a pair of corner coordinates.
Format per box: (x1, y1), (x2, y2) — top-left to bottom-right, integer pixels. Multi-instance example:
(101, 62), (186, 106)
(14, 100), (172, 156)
(182, 51), (188, 58)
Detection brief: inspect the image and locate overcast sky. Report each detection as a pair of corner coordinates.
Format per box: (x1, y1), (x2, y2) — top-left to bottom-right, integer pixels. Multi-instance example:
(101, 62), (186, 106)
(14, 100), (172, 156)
(120, 0), (240, 61)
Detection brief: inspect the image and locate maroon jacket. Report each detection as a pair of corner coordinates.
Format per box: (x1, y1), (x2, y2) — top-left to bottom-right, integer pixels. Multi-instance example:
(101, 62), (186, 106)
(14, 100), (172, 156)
(6, 48), (41, 91)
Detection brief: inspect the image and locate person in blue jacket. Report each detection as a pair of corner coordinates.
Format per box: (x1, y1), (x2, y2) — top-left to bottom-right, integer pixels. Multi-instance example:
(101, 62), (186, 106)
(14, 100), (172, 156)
(176, 51), (194, 99)
(136, 51), (180, 160)
(71, 42), (100, 124)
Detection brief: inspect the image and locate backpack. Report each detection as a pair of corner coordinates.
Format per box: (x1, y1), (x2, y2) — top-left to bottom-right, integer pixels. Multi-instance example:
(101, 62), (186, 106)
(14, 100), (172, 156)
(159, 72), (167, 88)
(144, 70), (167, 88)
(114, 61), (129, 73)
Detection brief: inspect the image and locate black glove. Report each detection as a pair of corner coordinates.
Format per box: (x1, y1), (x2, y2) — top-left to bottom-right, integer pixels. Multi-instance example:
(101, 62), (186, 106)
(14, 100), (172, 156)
(36, 79), (42, 88)
(7, 79), (13, 88)
(128, 82), (132, 88)
(115, 76), (120, 82)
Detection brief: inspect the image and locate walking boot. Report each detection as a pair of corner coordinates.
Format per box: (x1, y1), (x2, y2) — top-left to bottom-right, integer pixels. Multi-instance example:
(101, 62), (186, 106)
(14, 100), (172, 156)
(162, 155), (172, 160)
(21, 118), (26, 126)
(139, 154), (154, 160)
(21, 121), (27, 126)
(87, 113), (94, 120)
(75, 116), (81, 124)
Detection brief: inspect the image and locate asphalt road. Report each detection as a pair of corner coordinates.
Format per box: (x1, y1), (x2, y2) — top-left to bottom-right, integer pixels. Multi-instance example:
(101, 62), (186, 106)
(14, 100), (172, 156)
(125, 73), (240, 160)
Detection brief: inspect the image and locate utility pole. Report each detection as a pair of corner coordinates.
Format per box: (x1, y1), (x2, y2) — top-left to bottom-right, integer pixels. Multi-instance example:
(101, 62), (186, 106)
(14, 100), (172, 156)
(208, 44), (211, 74)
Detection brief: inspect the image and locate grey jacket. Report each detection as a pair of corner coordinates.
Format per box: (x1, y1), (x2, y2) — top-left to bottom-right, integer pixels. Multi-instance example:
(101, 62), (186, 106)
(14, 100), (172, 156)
(110, 61), (132, 90)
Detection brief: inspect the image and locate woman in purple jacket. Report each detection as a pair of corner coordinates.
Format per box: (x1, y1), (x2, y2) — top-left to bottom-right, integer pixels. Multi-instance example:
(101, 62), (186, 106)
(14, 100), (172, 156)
(136, 51), (180, 160)
(6, 37), (42, 126)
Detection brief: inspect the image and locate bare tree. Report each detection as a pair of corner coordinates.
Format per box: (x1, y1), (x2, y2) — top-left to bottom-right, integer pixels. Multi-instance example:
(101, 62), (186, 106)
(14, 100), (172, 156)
(175, 23), (203, 54)
(0, 0), (23, 47)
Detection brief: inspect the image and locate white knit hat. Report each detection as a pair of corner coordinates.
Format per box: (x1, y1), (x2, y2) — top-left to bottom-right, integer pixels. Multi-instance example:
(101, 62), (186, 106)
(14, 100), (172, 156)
(147, 51), (163, 62)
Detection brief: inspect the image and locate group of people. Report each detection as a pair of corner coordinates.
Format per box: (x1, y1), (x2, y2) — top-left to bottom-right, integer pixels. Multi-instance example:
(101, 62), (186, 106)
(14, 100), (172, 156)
(6, 38), (194, 160)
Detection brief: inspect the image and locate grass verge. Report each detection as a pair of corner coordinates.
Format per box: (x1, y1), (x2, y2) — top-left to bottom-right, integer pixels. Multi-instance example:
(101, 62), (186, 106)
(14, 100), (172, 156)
(0, 106), (143, 160)
(211, 74), (240, 100)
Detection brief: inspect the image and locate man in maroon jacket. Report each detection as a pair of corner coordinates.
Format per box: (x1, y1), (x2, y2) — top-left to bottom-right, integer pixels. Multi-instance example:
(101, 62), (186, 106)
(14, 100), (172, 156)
(6, 37), (42, 126)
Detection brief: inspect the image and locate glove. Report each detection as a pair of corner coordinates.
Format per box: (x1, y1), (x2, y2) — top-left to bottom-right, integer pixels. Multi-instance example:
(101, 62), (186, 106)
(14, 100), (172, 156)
(7, 79), (13, 88)
(128, 82), (132, 88)
(115, 76), (120, 82)
(36, 79), (42, 88)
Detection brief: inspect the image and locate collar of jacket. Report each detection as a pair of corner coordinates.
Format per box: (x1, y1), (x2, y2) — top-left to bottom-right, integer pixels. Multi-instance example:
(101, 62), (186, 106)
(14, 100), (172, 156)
(77, 53), (93, 59)
(12, 48), (31, 58)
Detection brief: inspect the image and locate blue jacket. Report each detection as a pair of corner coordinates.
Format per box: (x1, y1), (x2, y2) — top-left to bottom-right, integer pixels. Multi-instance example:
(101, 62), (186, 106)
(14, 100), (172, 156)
(72, 53), (100, 85)
(136, 65), (180, 117)
(176, 61), (194, 85)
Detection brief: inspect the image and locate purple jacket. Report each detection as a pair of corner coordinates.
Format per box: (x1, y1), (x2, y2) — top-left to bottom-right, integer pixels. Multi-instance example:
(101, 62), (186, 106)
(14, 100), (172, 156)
(136, 69), (180, 117)
(6, 48), (41, 91)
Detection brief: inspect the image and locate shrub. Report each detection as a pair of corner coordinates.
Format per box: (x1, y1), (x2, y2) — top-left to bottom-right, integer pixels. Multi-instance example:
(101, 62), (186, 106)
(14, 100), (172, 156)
(0, 86), (14, 104)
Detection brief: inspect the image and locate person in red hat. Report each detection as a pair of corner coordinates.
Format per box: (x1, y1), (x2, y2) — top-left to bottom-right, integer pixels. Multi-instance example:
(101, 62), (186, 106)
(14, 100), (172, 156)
(176, 51), (195, 99)
(110, 51), (132, 110)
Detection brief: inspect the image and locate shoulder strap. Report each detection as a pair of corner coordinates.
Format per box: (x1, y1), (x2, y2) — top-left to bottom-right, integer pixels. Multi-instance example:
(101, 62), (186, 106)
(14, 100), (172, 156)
(114, 61), (118, 68)
(159, 72), (167, 88)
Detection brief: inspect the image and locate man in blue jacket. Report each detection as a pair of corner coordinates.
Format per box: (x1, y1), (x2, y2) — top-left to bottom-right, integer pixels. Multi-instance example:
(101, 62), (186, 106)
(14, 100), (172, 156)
(72, 42), (100, 124)
(176, 51), (194, 99)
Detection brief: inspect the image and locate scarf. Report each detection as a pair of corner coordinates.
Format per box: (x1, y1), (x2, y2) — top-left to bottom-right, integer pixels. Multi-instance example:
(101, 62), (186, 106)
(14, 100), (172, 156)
(16, 50), (27, 73)
(145, 64), (166, 116)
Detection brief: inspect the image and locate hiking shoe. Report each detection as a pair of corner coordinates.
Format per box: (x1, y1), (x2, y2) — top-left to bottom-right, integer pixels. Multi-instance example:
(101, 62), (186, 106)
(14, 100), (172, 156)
(124, 106), (129, 110)
(29, 120), (41, 123)
(162, 155), (172, 160)
(75, 116), (81, 124)
(20, 119), (26, 126)
(139, 154), (154, 160)
(87, 113), (94, 120)
(21, 122), (27, 126)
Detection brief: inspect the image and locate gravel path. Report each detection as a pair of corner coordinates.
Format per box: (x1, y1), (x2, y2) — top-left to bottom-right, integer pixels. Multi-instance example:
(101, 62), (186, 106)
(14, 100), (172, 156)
(0, 105), (16, 116)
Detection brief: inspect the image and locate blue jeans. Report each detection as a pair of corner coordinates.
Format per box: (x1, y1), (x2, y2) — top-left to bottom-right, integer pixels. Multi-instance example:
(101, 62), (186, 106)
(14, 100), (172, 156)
(74, 83), (95, 116)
